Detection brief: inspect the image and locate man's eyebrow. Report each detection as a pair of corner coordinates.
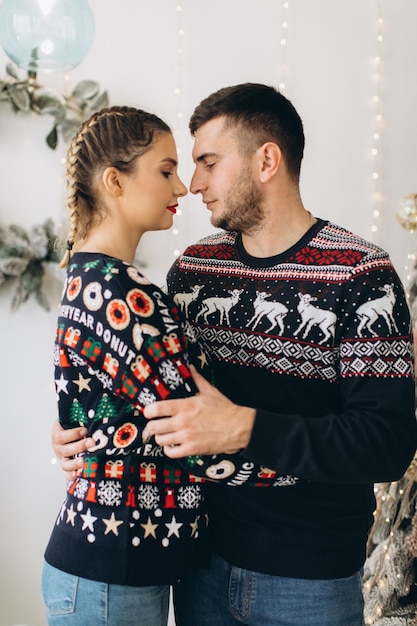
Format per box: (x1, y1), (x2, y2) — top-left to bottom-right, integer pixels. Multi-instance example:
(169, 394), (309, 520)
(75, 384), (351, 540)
(195, 152), (218, 163)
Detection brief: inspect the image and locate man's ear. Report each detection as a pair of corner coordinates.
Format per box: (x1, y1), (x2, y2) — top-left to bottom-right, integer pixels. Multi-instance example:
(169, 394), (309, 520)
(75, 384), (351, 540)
(256, 142), (281, 183)
(102, 166), (123, 196)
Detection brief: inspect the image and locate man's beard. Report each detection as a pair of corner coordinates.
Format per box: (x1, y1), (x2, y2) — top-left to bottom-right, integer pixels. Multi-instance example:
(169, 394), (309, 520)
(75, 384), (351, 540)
(213, 168), (264, 232)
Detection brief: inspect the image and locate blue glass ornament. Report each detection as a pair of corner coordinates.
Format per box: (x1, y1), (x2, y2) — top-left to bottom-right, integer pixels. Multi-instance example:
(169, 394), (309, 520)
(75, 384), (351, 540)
(0, 0), (95, 72)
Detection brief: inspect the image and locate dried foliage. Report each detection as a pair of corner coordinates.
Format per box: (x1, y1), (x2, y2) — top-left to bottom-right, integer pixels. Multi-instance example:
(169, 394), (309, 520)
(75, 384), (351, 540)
(0, 219), (63, 311)
(0, 62), (109, 149)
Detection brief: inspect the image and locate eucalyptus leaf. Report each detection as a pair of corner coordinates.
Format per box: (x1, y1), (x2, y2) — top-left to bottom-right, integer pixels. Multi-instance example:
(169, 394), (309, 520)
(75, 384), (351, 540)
(65, 96), (85, 117)
(59, 119), (81, 142)
(35, 288), (51, 311)
(11, 285), (29, 313)
(6, 62), (20, 80)
(32, 87), (65, 109)
(72, 80), (100, 100)
(7, 85), (31, 112)
(46, 125), (59, 150)
(39, 106), (67, 121)
(86, 90), (109, 113)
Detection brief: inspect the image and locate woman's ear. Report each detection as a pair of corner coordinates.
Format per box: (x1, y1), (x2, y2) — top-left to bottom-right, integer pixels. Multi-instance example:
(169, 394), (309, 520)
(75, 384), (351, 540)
(256, 142), (281, 183)
(102, 166), (123, 196)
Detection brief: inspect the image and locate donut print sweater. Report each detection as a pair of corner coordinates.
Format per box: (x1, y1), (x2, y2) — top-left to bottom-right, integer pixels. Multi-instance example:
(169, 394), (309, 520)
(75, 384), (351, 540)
(44, 252), (278, 587)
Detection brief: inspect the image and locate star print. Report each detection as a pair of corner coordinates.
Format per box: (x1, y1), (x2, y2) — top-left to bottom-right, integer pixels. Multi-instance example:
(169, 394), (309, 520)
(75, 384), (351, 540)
(81, 508), (97, 532)
(165, 515), (183, 538)
(141, 516), (158, 538)
(58, 501), (66, 522)
(190, 517), (199, 537)
(102, 512), (123, 536)
(55, 373), (69, 395)
(197, 350), (208, 369)
(66, 503), (77, 526)
(73, 373), (92, 393)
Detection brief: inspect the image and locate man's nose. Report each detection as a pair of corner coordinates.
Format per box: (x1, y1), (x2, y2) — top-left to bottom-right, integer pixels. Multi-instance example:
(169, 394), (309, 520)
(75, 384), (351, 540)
(190, 171), (205, 195)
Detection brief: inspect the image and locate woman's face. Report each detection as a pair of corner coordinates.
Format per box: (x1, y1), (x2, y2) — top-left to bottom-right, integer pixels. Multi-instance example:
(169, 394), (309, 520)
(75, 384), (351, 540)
(121, 132), (188, 234)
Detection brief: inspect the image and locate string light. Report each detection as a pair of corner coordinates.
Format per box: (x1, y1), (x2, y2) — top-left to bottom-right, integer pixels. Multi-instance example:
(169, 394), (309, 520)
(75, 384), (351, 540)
(370, 0), (384, 239)
(171, 1), (187, 259)
(278, 1), (290, 92)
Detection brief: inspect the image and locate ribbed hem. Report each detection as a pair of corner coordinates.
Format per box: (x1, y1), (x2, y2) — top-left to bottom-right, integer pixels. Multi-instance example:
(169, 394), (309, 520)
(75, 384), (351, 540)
(210, 528), (366, 580)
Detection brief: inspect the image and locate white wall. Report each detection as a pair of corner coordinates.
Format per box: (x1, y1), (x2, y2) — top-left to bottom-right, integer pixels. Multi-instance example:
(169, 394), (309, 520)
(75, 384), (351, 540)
(0, 2), (416, 624)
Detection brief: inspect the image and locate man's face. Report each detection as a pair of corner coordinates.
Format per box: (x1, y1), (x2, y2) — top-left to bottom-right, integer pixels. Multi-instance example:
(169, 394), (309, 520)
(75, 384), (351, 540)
(190, 117), (264, 232)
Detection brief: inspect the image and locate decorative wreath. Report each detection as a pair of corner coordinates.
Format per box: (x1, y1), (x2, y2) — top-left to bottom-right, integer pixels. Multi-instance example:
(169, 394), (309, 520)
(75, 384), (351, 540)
(0, 62), (109, 311)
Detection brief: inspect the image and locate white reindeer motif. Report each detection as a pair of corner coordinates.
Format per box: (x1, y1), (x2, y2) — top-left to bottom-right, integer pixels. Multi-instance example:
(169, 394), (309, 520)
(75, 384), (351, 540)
(173, 285), (204, 316)
(248, 291), (288, 334)
(294, 293), (337, 345)
(356, 283), (398, 337)
(196, 289), (244, 325)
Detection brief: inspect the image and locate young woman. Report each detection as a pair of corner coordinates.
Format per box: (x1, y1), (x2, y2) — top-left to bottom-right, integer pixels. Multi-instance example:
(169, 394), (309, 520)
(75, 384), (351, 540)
(42, 106), (278, 626)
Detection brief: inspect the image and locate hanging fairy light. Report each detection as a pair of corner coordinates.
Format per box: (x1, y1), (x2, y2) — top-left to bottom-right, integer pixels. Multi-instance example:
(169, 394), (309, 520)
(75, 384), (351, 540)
(171, 1), (187, 259)
(396, 193), (417, 291)
(278, 1), (290, 92)
(0, 0), (95, 73)
(370, 0), (384, 238)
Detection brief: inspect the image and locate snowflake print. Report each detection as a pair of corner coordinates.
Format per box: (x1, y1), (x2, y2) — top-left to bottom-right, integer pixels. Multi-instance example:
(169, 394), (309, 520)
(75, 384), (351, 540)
(159, 360), (182, 390)
(68, 349), (87, 368)
(177, 485), (202, 509)
(273, 475), (299, 487)
(335, 249), (364, 265)
(215, 243), (237, 260)
(138, 387), (157, 407)
(53, 344), (60, 366)
(73, 478), (89, 500)
(138, 484), (160, 509)
(292, 246), (322, 265)
(93, 369), (114, 390)
(97, 480), (123, 506)
(316, 249), (339, 265)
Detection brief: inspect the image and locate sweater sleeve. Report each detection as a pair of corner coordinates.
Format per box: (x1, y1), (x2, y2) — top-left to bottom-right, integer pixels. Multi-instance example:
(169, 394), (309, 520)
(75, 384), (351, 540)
(80, 261), (285, 487)
(243, 263), (417, 485)
(158, 265), (294, 487)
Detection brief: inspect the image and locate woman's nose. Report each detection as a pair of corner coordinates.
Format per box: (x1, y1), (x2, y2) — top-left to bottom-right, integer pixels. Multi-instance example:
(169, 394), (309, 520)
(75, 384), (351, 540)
(176, 176), (188, 198)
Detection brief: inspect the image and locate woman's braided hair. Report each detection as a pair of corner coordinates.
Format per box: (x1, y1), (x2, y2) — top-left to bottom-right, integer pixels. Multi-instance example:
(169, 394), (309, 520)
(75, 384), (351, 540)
(59, 105), (171, 268)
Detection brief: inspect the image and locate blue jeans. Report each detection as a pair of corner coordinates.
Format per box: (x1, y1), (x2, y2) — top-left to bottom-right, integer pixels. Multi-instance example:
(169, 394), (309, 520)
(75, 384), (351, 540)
(42, 561), (170, 626)
(173, 552), (364, 626)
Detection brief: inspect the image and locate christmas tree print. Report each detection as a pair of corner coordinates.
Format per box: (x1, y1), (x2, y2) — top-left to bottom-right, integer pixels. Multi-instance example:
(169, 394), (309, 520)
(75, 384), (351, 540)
(82, 259), (101, 271)
(94, 393), (117, 424)
(186, 455), (204, 469)
(69, 398), (88, 427)
(101, 261), (119, 281)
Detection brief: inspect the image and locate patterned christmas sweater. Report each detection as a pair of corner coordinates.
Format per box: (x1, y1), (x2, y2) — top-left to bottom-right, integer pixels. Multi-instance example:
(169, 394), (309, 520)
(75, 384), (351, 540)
(44, 252), (278, 587)
(166, 219), (417, 580)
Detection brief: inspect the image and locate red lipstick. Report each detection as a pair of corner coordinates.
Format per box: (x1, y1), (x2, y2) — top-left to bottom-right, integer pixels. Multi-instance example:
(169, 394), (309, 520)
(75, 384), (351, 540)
(167, 204), (178, 214)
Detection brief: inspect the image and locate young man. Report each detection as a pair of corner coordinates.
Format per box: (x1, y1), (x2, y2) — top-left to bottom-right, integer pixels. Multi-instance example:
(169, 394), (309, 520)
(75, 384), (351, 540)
(53, 84), (417, 626)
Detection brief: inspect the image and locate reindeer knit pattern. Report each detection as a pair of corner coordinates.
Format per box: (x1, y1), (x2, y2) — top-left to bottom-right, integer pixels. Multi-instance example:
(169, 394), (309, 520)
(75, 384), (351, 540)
(166, 218), (417, 579)
(44, 252), (281, 587)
